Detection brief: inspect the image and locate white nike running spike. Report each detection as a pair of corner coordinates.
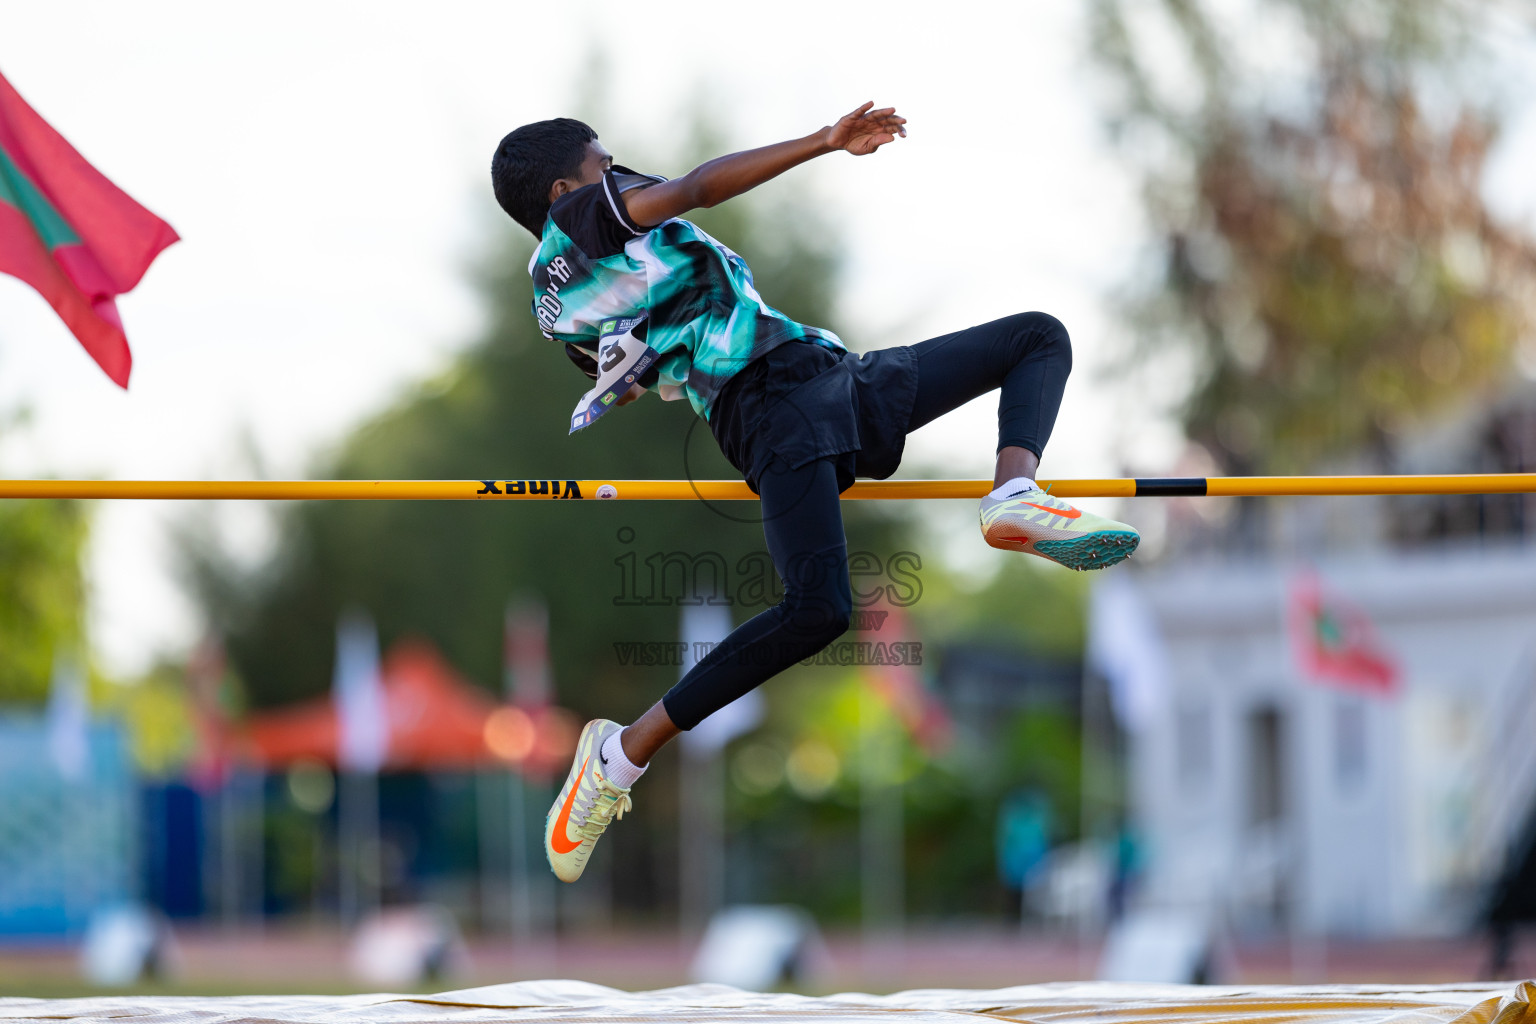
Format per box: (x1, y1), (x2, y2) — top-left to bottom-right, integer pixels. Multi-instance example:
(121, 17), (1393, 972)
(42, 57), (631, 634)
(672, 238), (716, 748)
(545, 719), (633, 883)
(979, 486), (1140, 571)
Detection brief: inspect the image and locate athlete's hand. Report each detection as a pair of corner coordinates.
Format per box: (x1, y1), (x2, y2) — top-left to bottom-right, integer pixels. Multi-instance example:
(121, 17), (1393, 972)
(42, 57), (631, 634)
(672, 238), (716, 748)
(615, 383), (646, 406)
(825, 102), (907, 156)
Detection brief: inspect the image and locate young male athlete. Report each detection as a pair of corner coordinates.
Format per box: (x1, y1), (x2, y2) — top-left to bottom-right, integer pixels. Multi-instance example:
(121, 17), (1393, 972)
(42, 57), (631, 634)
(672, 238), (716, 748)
(490, 102), (1139, 883)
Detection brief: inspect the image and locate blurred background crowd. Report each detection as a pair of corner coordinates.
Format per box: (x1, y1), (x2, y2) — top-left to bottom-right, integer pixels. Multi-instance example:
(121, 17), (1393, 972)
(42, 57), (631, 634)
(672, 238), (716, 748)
(2, 0), (1536, 997)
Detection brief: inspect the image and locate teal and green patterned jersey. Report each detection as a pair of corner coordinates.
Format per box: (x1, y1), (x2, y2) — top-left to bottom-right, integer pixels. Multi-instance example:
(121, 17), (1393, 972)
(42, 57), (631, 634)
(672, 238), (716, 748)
(528, 165), (845, 422)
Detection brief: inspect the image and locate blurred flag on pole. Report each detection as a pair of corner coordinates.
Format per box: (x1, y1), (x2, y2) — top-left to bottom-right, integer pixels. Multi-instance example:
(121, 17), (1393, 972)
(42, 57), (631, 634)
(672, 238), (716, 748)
(504, 600), (552, 708)
(1288, 571), (1398, 695)
(334, 611), (388, 772)
(46, 653), (89, 781)
(860, 599), (950, 754)
(676, 602), (742, 934)
(0, 69), (178, 387)
(496, 598), (581, 778)
(1087, 574), (1169, 733)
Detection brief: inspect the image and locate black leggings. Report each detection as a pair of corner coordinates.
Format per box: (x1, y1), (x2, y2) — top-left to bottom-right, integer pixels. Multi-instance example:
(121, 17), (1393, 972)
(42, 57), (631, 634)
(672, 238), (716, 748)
(661, 312), (1071, 730)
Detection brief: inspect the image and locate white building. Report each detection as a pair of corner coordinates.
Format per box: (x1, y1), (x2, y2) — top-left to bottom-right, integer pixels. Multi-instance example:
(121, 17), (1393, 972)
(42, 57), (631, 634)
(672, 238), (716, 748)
(1122, 541), (1536, 937)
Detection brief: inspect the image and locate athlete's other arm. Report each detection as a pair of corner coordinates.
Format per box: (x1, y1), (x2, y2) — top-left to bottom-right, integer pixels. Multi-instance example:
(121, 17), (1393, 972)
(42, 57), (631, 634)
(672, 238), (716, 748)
(622, 102), (906, 228)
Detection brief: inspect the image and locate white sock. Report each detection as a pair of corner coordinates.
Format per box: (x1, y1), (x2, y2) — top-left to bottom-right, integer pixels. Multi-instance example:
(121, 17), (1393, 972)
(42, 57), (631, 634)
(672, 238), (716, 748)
(988, 476), (1038, 500)
(600, 729), (646, 788)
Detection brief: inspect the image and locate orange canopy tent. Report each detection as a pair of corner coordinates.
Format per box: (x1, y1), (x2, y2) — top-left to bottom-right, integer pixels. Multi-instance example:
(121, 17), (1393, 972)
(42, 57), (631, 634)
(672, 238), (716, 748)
(243, 639), (499, 771)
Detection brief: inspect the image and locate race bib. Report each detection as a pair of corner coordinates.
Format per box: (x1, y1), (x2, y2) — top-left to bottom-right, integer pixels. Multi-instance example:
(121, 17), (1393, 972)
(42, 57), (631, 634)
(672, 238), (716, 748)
(569, 316), (659, 433)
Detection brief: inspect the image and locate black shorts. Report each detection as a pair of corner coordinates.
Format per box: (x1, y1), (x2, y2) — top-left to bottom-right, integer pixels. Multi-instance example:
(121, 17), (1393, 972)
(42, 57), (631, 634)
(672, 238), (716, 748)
(709, 340), (919, 494)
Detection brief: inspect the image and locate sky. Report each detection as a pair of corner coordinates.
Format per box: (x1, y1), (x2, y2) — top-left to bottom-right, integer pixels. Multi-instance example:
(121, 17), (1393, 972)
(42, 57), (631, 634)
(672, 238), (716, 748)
(2, 2), (1534, 677)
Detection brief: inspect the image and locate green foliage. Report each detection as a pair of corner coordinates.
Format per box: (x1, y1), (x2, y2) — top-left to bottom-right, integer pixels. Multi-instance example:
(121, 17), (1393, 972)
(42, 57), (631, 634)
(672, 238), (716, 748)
(716, 559), (1089, 921)
(722, 666), (1085, 920)
(263, 800), (322, 912)
(1090, 0), (1536, 472)
(0, 493), (88, 703)
(997, 709), (1082, 835)
(106, 661), (199, 778)
(904, 708), (1083, 917)
(916, 557), (1087, 661)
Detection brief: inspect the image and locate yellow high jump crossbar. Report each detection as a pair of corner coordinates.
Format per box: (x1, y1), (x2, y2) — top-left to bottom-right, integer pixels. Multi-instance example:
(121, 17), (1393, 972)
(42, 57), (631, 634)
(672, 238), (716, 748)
(1, 474), (1535, 501)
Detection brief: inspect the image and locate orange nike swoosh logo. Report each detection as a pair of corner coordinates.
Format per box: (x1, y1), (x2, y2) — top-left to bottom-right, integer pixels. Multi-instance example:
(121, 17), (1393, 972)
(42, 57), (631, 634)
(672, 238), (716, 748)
(550, 755), (590, 854)
(1021, 501), (1081, 519)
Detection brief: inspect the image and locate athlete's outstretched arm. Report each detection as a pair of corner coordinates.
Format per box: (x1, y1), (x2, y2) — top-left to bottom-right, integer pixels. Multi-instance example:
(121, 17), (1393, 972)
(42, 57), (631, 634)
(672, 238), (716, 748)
(621, 101), (906, 228)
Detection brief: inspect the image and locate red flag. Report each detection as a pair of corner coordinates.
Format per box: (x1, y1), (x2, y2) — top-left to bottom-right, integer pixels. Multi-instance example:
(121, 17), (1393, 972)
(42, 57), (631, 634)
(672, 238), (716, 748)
(1288, 571), (1399, 696)
(0, 70), (178, 387)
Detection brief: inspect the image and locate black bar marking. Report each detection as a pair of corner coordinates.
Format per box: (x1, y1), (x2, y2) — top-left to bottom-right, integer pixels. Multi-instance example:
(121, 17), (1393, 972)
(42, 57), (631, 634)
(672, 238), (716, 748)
(1135, 478), (1207, 497)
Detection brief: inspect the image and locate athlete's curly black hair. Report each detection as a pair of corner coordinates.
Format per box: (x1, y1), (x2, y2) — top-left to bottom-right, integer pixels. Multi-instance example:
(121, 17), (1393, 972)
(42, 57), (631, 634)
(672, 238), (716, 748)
(490, 118), (598, 237)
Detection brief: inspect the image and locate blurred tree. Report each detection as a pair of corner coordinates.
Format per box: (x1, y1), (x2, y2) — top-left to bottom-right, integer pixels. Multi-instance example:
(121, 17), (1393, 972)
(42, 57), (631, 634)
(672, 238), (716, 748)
(720, 556), (1090, 921)
(109, 661), (199, 777)
(917, 558), (1086, 662)
(0, 419), (88, 702)
(1090, 0), (1536, 474)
